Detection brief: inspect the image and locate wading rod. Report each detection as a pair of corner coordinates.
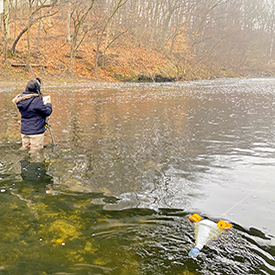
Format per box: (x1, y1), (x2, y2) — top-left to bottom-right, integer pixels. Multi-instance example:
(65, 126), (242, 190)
(29, 65), (56, 146)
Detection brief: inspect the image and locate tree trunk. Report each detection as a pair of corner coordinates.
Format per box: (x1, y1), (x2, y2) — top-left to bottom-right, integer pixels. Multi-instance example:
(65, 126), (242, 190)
(11, 26), (29, 53)
(20, 0), (23, 25)
(69, 30), (77, 74)
(14, 0), (18, 39)
(3, 0), (10, 39)
(94, 0), (129, 76)
(160, 8), (173, 51)
(37, 10), (43, 50)
(66, 0), (71, 42)
(3, 0), (10, 64)
(26, 12), (31, 71)
(69, 0), (96, 74)
(102, 22), (111, 68)
(146, 0), (159, 61)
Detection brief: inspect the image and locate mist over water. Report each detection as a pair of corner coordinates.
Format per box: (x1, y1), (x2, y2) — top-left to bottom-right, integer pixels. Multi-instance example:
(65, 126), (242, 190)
(0, 78), (274, 274)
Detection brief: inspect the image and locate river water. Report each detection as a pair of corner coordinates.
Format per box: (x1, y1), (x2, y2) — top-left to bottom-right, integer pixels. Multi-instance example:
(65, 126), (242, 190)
(0, 78), (274, 274)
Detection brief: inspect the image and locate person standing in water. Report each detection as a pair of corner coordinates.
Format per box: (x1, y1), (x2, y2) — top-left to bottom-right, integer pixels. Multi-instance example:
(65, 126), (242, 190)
(12, 78), (52, 151)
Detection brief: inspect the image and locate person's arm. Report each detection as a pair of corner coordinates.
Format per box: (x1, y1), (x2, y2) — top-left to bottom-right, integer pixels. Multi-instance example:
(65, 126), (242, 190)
(34, 97), (52, 117)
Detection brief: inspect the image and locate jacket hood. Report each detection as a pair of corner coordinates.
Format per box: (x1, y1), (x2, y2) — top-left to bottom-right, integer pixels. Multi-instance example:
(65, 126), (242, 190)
(12, 94), (39, 112)
(12, 94), (39, 104)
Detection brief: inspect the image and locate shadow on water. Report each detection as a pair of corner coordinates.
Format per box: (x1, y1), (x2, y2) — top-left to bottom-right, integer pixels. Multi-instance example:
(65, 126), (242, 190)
(0, 79), (275, 274)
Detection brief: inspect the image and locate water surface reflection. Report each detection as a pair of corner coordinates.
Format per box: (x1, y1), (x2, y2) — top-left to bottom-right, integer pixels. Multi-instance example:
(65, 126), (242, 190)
(0, 78), (275, 274)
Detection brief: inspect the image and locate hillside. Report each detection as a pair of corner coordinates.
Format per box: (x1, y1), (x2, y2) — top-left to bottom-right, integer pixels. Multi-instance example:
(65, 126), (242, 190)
(1, 12), (237, 83)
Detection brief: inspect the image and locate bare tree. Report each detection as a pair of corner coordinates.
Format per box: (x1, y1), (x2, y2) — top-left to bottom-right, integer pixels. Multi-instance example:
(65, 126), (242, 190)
(1, 0), (275, 78)
(2, 0), (10, 64)
(11, 0), (58, 56)
(66, 0), (71, 42)
(93, 0), (129, 76)
(68, 0), (96, 74)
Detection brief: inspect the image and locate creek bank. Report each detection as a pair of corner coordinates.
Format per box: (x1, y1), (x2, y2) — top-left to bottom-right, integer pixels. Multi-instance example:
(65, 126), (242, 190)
(115, 73), (177, 82)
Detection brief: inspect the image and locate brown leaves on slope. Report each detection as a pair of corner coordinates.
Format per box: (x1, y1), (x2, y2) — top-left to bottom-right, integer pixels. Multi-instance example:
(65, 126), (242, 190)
(6, 13), (171, 81)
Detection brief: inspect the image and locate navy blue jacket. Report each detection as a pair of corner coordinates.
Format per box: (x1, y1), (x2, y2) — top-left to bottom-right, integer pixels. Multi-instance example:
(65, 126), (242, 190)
(13, 91), (52, 135)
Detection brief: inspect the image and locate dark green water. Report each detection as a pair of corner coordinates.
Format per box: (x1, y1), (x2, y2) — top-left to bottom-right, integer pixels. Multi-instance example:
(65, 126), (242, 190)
(0, 78), (274, 274)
